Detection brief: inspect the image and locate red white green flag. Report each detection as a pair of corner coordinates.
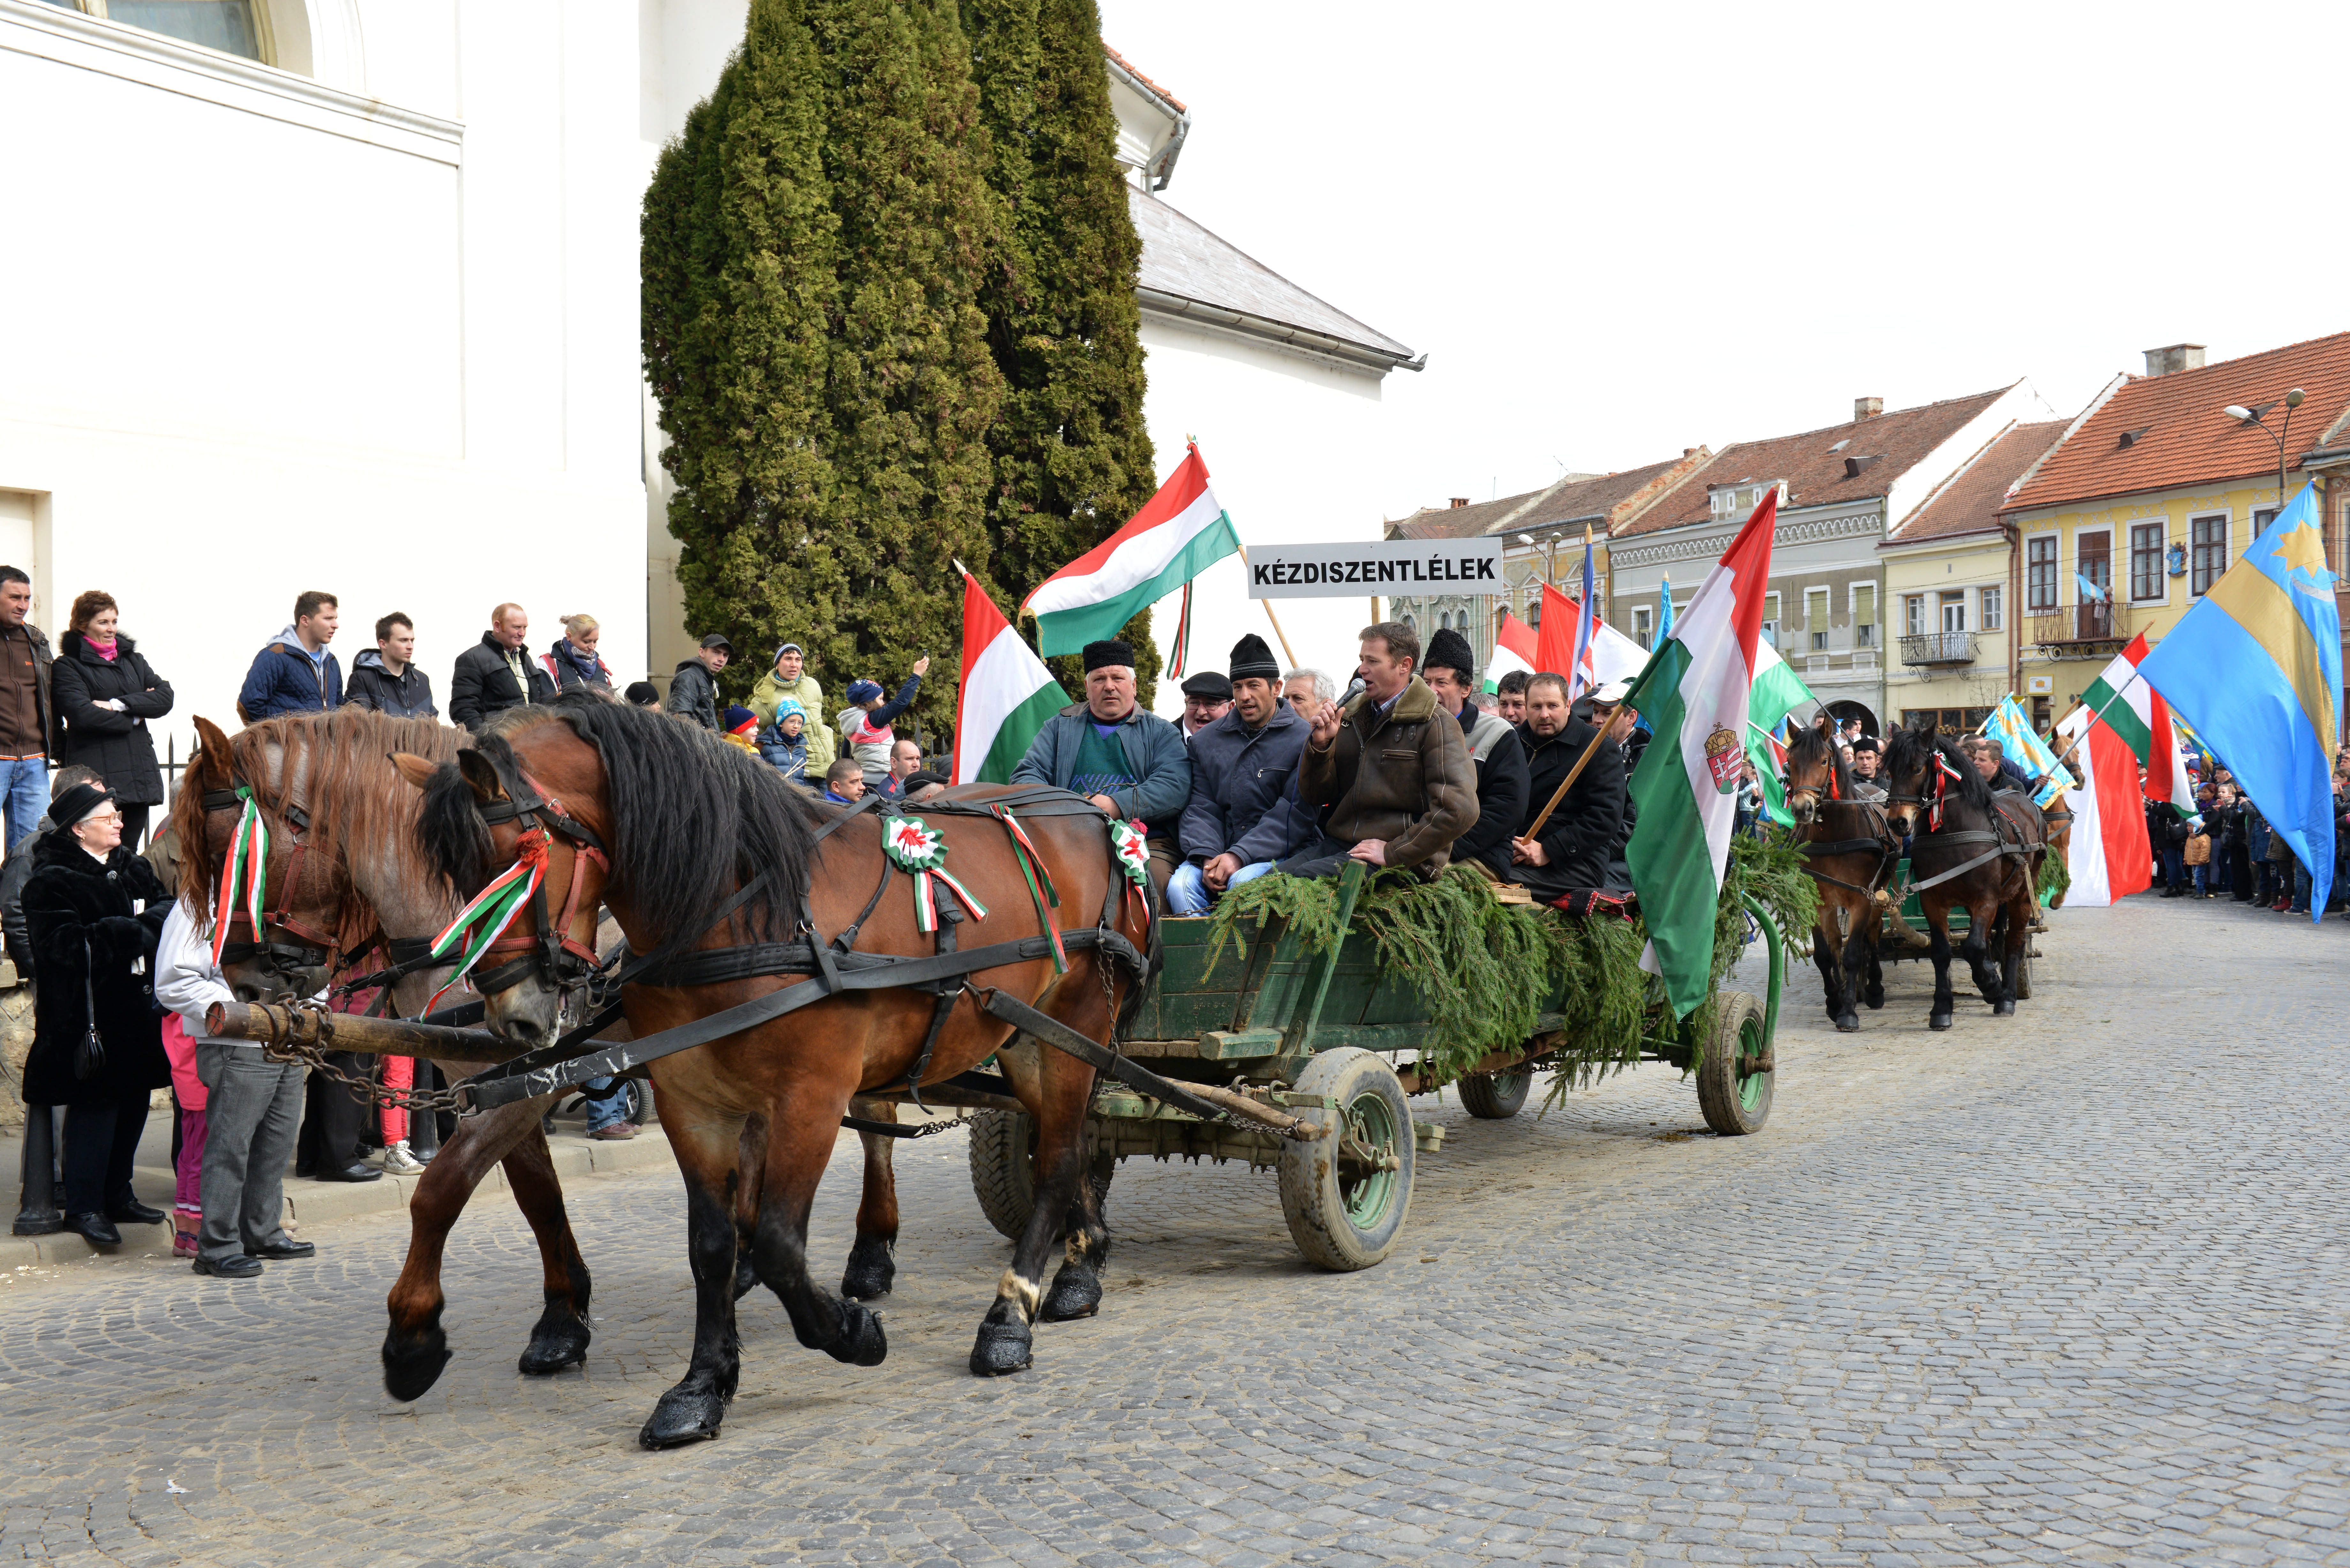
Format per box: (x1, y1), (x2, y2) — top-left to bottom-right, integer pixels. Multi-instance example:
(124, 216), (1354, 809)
(2054, 701), (2152, 907)
(954, 570), (1065, 786)
(1482, 611), (1536, 694)
(2079, 633), (2196, 821)
(1623, 490), (1778, 1017)
(1023, 443), (1241, 656)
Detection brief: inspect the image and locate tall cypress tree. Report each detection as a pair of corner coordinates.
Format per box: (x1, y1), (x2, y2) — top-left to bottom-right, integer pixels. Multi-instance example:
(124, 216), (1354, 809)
(966, 0), (1161, 695)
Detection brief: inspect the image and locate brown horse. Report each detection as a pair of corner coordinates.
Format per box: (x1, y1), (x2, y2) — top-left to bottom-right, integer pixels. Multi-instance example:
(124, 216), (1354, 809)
(1880, 726), (2043, 1029)
(399, 696), (1149, 1447)
(169, 711), (608, 1394)
(1779, 718), (1891, 1033)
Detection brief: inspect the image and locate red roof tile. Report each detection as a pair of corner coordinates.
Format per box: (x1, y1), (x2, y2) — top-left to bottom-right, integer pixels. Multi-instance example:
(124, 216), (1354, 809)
(1886, 420), (2069, 546)
(1383, 451), (1714, 542)
(2002, 332), (2350, 513)
(1614, 388), (2013, 539)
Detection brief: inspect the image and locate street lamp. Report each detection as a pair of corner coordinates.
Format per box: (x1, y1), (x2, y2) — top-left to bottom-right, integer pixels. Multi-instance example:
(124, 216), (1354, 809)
(2224, 387), (2307, 520)
(1513, 530), (1562, 584)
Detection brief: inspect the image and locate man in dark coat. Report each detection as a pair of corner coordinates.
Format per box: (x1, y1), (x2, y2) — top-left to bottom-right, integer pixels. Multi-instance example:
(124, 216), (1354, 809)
(1509, 672), (1625, 902)
(19, 780), (170, 1249)
(1011, 638), (1190, 900)
(1288, 622), (1477, 878)
(1574, 682), (1641, 893)
(1169, 635), (1307, 913)
(667, 634), (731, 730)
(449, 603), (555, 731)
(344, 612), (439, 718)
(0, 566), (57, 852)
(1418, 628), (1529, 884)
(237, 591), (342, 722)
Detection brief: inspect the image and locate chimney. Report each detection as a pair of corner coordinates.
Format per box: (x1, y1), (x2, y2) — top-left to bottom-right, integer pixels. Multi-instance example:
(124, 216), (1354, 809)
(1854, 396), (1884, 422)
(1683, 447), (1698, 458)
(2143, 343), (2207, 377)
(1448, 497), (1470, 509)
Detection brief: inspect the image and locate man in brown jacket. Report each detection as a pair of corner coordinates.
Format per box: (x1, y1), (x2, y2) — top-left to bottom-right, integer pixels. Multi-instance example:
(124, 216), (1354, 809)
(1285, 621), (1477, 878)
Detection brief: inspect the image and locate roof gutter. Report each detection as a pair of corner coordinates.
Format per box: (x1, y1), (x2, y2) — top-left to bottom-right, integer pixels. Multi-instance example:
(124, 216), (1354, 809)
(1137, 286), (1426, 374)
(1103, 53), (1191, 192)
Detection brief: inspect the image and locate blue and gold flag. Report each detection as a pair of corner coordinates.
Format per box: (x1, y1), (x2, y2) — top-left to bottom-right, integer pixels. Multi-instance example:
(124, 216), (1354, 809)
(2139, 482), (2342, 919)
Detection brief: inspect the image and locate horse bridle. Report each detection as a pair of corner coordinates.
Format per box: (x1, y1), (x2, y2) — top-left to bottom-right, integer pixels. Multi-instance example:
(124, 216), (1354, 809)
(465, 758), (612, 998)
(200, 785), (339, 985)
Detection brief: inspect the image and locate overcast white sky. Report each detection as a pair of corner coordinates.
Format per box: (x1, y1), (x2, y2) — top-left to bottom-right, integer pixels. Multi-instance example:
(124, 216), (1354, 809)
(1096, 0), (2350, 521)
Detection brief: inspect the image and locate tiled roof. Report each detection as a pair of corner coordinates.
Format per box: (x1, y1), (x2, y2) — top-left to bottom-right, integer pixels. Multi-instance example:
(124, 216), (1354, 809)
(1130, 190), (1418, 371)
(1614, 387), (2013, 539)
(1102, 43), (1185, 113)
(1384, 452), (1714, 542)
(1886, 420), (2069, 547)
(1388, 490), (1550, 541)
(2002, 332), (2350, 513)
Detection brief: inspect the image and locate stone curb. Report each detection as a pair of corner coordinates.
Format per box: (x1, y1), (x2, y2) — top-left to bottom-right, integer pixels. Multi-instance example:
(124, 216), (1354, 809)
(1, 1129), (677, 1270)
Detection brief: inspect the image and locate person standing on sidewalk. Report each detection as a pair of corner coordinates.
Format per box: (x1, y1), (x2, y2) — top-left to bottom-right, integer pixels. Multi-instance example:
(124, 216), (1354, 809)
(540, 613), (613, 693)
(48, 591), (172, 852)
(237, 592), (342, 721)
(450, 603), (555, 731)
(667, 634), (731, 730)
(750, 644), (833, 777)
(0, 567), (56, 853)
(344, 613), (438, 718)
(153, 901), (314, 1278)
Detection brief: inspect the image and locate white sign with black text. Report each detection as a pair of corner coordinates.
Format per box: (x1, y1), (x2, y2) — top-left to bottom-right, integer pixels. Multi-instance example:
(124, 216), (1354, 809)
(1246, 539), (1506, 600)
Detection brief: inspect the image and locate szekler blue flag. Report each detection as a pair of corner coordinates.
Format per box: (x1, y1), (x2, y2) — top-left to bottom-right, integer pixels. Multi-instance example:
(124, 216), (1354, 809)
(1657, 575), (1674, 643)
(2076, 571), (2108, 604)
(1986, 694), (2074, 809)
(2138, 481), (2343, 920)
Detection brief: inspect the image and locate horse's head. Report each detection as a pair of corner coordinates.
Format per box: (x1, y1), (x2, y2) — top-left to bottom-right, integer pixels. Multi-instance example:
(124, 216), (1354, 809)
(1880, 722), (1987, 837)
(173, 714), (344, 1004)
(1781, 713), (1843, 826)
(397, 722), (610, 1048)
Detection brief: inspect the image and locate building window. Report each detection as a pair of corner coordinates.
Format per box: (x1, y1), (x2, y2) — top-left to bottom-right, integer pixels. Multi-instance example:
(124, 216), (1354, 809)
(1981, 585), (2002, 630)
(1632, 606), (1653, 650)
(1438, 611), (1452, 632)
(1761, 592), (1780, 648)
(1904, 594), (1926, 637)
(1939, 591), (1967, 633)
(2129, 522), (2164, 601)
(43, 0), (269, 60)
(2253, 506), (2278, 538)
(1400, 614), (1415, 634)
(1852, 584), (1876, 647)
(2191, 513), (2228, 595)
(2026, 536), (2058, 611)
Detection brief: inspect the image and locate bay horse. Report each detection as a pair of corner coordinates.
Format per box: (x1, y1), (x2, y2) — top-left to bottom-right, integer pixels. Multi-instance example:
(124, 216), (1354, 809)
(1779, 718), (1891, 1033)
(1879, 727), (2044, 1029)
(399, 696), (1150, 1448)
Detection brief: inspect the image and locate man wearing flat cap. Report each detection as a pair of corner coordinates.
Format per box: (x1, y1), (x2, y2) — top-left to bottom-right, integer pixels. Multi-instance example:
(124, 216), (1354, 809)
(1178, 671), (1232, 743)
(1417, 628), (1529, 883)
(1168, 635), (1307, 914)
(1849, 735), (1886, 802)
(1012, 638), (1191, 901)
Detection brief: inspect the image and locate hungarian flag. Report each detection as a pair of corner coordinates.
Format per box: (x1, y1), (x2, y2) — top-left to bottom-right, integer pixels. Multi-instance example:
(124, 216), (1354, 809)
(954, 570), (1065, 785)
(1742, 642), (1817, 828)
(2080, 633), (2196, 821)
(1024, 442), (1240, 656)
(1483, 611), (1536, 695)
(1623, 490), (1778, 1017)
(2054, 702), (2153, 906)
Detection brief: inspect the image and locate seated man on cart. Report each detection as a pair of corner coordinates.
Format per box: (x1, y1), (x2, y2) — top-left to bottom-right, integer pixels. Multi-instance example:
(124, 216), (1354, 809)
(1284, 621), (1477, 879)
(1508, 672), (1627, 906)
(1170, 634), (1309, 914)
(1418, 627), (1528, 883)
(1011, 638), (1192, 901)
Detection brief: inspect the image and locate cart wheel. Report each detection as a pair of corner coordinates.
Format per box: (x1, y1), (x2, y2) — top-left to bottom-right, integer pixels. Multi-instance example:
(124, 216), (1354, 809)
(1694, 991), (1772, 1136)
(1456, 1067), (1532, 1119)
(623, 1077), (651, 1127)
(966, 1110), (1113, 1242)
(1278, 1048), (1414, 1271)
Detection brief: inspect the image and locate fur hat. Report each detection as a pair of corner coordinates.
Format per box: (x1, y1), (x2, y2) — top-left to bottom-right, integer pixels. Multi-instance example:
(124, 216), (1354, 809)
(1228, 633), (1281, 683)
(51, 780), (118, 830)
(1082, 639), (1135, 673)
(1422, 627), (1475, 682)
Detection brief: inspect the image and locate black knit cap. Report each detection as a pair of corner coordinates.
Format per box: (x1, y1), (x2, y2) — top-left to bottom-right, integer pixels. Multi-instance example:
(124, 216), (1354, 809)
(1422, 627), (1476, 682)
(1180, 670), (1232, 700)
(50, 780), (117, 831)
(1082, 639), (1135, 672)
(1228, 632), (1281, 683)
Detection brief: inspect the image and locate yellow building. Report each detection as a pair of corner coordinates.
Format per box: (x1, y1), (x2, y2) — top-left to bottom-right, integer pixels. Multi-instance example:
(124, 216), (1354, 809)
(1879, 419), (2069, 734)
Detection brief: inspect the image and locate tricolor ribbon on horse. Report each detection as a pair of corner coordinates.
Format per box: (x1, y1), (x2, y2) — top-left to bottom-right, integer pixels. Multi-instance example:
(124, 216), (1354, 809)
(209, 785), (270, 968)
(1106, 818), (1152, 928)
(990, 803), (1067, 974)
(1928, 752), (1968, 832)
(880, 815), (989, 934)
(424, 825), (550, 1011)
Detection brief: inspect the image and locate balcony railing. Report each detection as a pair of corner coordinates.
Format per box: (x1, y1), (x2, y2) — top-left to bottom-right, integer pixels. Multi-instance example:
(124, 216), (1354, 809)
(1898, 630), (1979, 665)
(2027, 602), (2127, 648)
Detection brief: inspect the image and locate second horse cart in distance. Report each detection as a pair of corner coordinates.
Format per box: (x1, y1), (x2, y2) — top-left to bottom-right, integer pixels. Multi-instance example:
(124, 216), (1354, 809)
(968, 859), (1791, 1271)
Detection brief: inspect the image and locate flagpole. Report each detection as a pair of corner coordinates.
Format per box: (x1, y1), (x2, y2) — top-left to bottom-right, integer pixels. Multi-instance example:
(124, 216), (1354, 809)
(1519, 722), (1615, 843)
(1230, 543), (1299, 669)
(2046, 665), (2146, 772)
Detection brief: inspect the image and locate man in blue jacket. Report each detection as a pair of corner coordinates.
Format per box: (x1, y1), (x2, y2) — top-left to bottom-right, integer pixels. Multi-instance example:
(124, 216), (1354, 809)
(1168, 634), (1305, 914)
(1011, 638), (1190, 902)
(237, 591), (343, 722)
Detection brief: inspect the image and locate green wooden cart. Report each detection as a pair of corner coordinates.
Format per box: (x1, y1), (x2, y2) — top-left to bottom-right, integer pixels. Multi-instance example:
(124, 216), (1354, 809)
(1877, 857), (2041, 999)
(969, 862), (1788, 1271)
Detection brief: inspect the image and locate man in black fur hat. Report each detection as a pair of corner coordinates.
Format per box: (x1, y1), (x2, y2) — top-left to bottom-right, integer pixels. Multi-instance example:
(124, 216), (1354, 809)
(1011, 638), (1191, 901)
(1418, 628), (1528, 883)
(1170, 634), (1306, 913)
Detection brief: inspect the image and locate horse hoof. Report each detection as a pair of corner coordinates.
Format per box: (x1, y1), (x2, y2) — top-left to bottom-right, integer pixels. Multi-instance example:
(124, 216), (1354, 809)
(825, 1300), (889, 1368)
(518, 1316), (591, 1376)
(1865, 988), (1884, 1010)
(1835, 1014), (1860, 1034)
(969, 1318), (1033, 1377)
(638, 1385), (728, 1450)
(1993, 999), (2016, 1017)
(1929, 1012), (1953, 1032)
(839, 1237), (896, 1301)
(732, 1254), (759, 1302)
(382, 1320), (452, 1404)
(1039, 1261), (1101, 1323)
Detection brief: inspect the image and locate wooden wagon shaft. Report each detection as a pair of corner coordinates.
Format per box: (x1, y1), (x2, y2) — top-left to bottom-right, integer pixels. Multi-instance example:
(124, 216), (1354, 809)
(205, 1000), (519, 1063)
(1394, 1031), (1562, 1096)
(1520, 722), (1614, 841)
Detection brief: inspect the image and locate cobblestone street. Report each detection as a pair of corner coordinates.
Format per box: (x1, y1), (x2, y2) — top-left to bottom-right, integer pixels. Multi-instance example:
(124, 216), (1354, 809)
(3, 894), (2345, 1566)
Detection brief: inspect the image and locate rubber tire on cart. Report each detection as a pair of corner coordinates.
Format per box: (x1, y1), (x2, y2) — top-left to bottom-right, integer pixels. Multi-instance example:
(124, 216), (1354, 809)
(1694, 990), (1773, 1136)
(966, 1109), (1113, 1242)
(1455, 1066), (1532, 1119)
(1277, 1048), (1414, 1271)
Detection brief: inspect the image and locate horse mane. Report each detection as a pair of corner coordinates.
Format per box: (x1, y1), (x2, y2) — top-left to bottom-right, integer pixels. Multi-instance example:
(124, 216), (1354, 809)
(172, 709), (467, 935)
(425, 693), (817, 965)
(1886, 726), (1993, 816)
(1784, 722), (1853, 801)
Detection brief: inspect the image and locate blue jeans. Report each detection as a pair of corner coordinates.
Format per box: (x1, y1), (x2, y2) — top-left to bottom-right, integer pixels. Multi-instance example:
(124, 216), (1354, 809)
(2293, 862), (2313, 913)
(2192, 862), (2212, 895)
(1166, 862), (1210, 916)
(0, 756), (46, 854)
(1227, 861), (1276, 890)
(583, 1078), (631, 1132)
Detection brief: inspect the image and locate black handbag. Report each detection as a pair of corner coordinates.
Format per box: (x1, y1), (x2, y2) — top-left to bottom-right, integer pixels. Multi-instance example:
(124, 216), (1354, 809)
(72, 933), (104, 1082)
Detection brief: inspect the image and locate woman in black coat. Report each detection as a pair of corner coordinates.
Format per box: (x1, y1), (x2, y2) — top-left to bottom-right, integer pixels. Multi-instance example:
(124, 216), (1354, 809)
(21, 780), (170, 1248)
(48, 591), (173, 850)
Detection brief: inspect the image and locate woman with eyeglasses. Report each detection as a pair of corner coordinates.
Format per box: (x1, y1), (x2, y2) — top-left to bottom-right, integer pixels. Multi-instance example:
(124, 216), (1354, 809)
(18, 778), (171, 1249)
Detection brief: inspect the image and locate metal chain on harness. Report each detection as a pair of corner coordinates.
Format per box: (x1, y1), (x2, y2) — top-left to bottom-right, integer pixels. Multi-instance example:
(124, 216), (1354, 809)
(252, 1000), (478, 1114)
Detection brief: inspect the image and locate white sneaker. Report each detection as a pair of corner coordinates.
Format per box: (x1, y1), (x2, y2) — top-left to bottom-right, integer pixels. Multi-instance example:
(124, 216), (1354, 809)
(380, 1141), (426, 1176)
